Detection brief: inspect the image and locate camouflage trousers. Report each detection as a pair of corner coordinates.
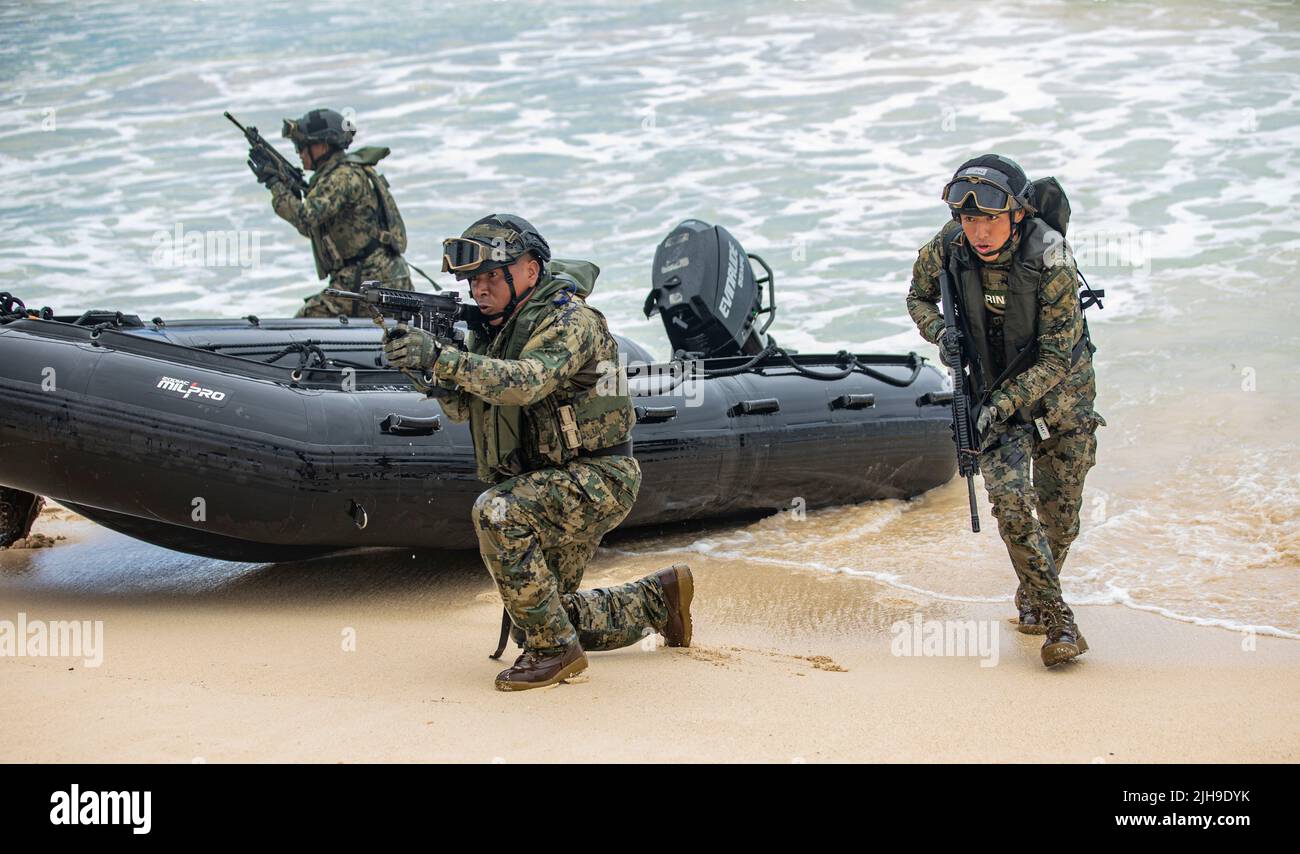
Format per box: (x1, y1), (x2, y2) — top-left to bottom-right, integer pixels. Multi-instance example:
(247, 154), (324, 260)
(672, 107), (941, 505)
(296, 249), (412, 318)
(980, 409), (1103, 619)
(471, 455), (669, 654)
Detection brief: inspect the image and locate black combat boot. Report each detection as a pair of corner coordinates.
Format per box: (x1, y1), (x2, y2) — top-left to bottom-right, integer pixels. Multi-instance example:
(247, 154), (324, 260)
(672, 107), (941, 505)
(1039, 598), (1089, 667)
(652, 564), (694, 647)
(494, 641), (588, 692)
(1015, 587), (1047, 635)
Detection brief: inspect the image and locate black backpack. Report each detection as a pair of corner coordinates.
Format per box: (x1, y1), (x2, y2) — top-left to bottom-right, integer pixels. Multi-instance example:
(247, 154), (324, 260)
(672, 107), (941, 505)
(1031, 177), (1104, 311)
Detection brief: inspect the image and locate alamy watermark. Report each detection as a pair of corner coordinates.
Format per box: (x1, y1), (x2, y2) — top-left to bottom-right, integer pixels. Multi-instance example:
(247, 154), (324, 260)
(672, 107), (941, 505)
(1044, 229), (1153, 275)
(890, 614), (1000, 667)
(151, 223), (261, 269)
(596, 354), (706, 408)
(0, 613), (104, 667)
(50, 785), (150, 834)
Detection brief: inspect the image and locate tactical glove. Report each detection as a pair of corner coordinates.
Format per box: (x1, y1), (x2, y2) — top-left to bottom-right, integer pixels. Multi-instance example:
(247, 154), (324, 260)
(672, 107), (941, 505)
(247, 148), (282, 188)
(383, 323), (442, 370)
(939, 329), (963, 367)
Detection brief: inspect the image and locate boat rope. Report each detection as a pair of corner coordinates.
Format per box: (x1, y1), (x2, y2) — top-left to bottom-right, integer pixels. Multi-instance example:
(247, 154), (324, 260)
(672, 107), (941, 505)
(777, 348), (924, 387)
(259, 340), (330, 370)
(0, 292), (26, 324)
(696, 337), (924, 387)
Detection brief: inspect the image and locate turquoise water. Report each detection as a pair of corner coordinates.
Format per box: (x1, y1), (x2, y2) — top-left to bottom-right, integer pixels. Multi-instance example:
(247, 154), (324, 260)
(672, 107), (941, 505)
(1, 0), (1297, 633)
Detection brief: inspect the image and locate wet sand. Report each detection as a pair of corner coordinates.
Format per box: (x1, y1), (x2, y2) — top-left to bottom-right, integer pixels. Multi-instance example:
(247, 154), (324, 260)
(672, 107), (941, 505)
(1, 506), (1296, 763)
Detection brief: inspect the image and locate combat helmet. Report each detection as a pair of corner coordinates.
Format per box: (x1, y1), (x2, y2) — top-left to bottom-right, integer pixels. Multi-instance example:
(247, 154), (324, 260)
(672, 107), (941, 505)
(442, 214), (552, 319)
(942, 154), (1036, 218)
(282, 108), (356, 151)
(441, 214), (551, 281)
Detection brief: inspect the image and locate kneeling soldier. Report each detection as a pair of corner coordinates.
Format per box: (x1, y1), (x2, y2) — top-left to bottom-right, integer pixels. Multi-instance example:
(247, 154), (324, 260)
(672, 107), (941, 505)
(384, 213), (694, 690)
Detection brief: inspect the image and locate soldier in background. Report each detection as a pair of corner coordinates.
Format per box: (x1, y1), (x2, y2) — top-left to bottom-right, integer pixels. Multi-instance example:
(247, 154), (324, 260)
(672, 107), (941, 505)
(907, 154), (1104, 668)
(249, 108), (413, 317)
(383, 213), (695, 691)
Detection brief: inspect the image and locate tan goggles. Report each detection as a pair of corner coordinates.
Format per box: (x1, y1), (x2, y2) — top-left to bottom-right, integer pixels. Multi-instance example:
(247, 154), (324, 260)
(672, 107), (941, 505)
(943, 175), (1016, 215)
(442, 237), (491, 273)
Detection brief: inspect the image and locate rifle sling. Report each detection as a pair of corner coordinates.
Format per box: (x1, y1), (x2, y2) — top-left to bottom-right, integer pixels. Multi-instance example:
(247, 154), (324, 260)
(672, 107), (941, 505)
(976, 332), (1091, 409)
(489, 607), (513, 660)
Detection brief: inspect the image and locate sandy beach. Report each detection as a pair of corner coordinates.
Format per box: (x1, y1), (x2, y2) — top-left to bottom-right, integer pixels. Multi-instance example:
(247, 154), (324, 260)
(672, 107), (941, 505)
(1, 506), (1295, 763)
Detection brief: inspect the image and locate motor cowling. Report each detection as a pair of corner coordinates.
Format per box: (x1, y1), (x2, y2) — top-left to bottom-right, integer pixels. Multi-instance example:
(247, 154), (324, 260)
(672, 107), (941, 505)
(643, 219), (773, 358)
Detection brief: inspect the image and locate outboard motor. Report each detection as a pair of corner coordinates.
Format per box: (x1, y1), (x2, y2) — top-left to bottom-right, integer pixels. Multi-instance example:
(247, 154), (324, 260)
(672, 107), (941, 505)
(643, 219), (776, 358)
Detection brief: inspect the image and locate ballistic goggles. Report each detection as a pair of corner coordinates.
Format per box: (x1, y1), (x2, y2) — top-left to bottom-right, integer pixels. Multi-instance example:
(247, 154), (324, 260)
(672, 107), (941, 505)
(281, 119), (305, 148)
(441, 225), (525, 279)
(942, 167), (1025, 216)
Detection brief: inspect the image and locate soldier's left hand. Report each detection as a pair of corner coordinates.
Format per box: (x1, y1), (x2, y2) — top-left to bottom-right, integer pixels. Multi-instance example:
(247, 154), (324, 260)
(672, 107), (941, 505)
(247, 148), (280, 189)
(976, 405), (997, 434)
(939, 329), (964, 367)
(383, 323), (441, 369)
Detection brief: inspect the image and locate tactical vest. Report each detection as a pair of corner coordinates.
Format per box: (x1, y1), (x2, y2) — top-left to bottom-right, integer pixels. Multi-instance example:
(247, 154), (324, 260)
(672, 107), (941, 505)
(306, 147), (407, 279)
(464, 260), (635, 483)
(943, 217), (1091, 422)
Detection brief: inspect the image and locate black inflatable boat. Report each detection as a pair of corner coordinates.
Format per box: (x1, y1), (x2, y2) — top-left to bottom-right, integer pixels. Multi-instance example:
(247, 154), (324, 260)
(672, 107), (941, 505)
(0, 221), (956, 561)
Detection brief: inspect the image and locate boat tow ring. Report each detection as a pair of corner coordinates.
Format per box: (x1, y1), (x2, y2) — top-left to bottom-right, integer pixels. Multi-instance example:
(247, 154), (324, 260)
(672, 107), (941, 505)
(348, 499), (368, 530)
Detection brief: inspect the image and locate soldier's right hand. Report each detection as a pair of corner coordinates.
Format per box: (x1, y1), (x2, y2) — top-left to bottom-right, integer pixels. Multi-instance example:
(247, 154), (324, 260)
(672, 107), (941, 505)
(381, 323), (405, 345)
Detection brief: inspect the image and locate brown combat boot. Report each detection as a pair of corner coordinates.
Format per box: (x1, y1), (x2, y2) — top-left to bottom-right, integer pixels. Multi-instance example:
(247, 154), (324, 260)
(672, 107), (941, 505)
(0, 487), (44, 549)
(1039, 599), (1089, 667)
(494, 641), (588, 692)
(653, 564), (694, 647)
(1015, 588), (1047, 635)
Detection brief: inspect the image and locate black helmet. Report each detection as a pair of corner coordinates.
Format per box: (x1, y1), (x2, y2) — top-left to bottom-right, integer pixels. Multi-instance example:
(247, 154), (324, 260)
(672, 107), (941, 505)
(441, 213), (551, 281)
(282, 108), (356, 150)
(942, 154), (1035, 217)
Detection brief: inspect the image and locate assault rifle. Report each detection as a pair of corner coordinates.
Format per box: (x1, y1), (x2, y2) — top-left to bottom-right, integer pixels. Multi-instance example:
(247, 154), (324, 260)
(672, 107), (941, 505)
(322, 282), (479, 341)
(323, 282), (485, 396)
(225, 111), (309, 198)
(937, 269), (981, 533)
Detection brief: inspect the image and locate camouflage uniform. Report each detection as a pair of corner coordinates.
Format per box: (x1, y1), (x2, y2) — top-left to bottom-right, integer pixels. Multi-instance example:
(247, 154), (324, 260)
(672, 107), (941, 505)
(908, 220), (1104, 617)
(434, 267), (670, 653)
(270, 149), (411, 318)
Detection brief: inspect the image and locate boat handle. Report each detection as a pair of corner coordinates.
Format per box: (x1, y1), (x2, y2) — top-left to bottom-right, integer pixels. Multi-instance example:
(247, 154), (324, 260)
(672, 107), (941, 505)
(381, 413), (442, 436)
(348, 500), (368, 530)
(832, 393), (876, 410)
(635, 405), (678, 424)
(916, 391), (954, 407)
(730, 398), (780, 416)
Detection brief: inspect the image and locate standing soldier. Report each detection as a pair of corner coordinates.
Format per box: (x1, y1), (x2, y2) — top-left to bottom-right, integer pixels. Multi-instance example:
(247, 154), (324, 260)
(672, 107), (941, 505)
(906, 154), (1104, 667)
(248, 108), (414, 317)
(382, 213), (695, 691)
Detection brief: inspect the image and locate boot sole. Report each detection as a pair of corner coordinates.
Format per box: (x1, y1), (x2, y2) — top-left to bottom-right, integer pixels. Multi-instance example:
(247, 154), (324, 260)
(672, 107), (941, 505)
(1016, 623), (1048, 636)
(668, 564), (693, 648)
(494, 655), (589, 692)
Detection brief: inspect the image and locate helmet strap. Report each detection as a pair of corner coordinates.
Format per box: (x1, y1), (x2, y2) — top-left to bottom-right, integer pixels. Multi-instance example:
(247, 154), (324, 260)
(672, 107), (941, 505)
(501, 265), (522, 319)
